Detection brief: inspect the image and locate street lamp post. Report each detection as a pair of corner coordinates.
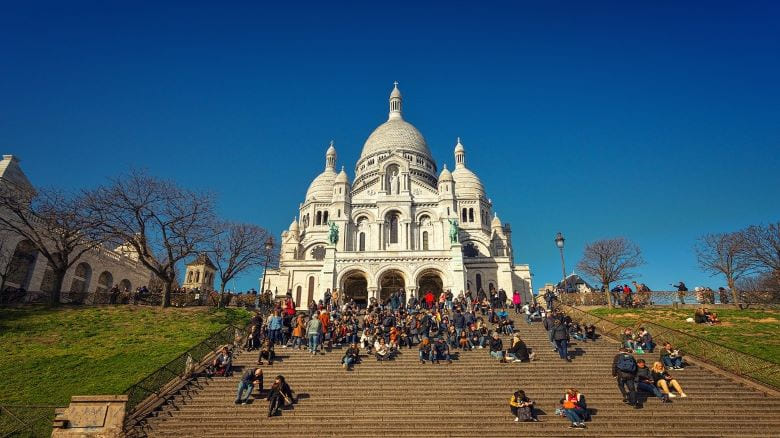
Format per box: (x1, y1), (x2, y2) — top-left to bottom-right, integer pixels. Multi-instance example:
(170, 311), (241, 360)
(258, 237), (274, 310)
(554, 232), (566, 295)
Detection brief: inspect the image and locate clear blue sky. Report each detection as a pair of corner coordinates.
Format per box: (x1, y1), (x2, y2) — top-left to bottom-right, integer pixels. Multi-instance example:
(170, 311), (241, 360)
(2, 1), (779, 292)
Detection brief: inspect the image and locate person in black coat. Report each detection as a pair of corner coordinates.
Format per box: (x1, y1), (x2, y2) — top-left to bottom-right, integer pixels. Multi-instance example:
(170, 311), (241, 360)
(612, 348), (639, 408)
(267, 375), (294, 417)
(550, 319), (570, 361)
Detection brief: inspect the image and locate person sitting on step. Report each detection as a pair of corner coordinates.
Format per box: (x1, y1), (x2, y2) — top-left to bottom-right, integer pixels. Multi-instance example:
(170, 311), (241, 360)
(234, 367), (263, 405)
(569, 323), (586, 342)
(510, 389), (539, 422)
(499, 315), (515, 335)
(621, 328), (639, 351)
(258, 337), (275, 365)
(433, 336), (452, 364)
(266, 375), (294, 417)
(651, 361), (687, 398)
(489, 332), (507, 362)
(458, 329), (470, 351)
(584, 324), (597, 341)
(635, 359), (670, 403)
(341, 343), (360, 370)
(212, 346), (233, 377)
(419, 337), (433, 364)
(638, 327), (654, 352)
(506, 334), (535, 362)
(660, 342), (684, 369)
(560, 388), (588, 429)
(374, 338), (390, 361)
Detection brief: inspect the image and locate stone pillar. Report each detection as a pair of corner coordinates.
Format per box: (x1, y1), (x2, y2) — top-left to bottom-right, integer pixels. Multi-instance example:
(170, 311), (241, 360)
(449, 243), (466, 293)
(368, 286), (378, 300)
(51, 395), (128, 438)
(319, 245), (337, 302)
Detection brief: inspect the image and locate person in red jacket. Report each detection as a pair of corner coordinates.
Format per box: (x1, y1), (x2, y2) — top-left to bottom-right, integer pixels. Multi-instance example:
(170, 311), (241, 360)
(424, 291), (434, 309)
(284, 297), (296, 316)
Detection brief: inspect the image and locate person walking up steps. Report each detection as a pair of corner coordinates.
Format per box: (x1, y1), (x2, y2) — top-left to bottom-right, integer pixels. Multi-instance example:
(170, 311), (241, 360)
(306, 312), (322, 355)
(613, 347), (640, 408)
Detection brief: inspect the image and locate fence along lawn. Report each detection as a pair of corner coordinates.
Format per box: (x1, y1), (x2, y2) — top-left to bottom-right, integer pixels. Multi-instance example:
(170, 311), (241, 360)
(0, 305), (251, 406)
(587, 307), (780, 363)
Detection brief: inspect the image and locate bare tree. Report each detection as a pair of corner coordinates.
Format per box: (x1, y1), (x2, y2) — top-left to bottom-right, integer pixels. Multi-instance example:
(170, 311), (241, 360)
(695, 232), (756, 306)
(0, 185), (104, 304)
(742, 222), (780, 282)
(87, 171), (216, 307)
(209, 221), (275, 305)
(576, 237), (645, 309)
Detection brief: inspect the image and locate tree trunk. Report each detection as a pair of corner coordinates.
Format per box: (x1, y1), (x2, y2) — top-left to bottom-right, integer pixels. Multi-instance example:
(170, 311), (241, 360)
(728, 277), (740, 309)
(51, 268), (67, 306)
(161, 278), (173, 308)
(219, 281), (226, 308)
(604, 281), (613, 309)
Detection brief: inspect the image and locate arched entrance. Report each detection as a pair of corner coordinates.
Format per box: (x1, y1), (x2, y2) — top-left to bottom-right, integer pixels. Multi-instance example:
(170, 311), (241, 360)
(417, 269), (444, 298)
(342, 271), (368, 307)
(378, 269), (405, 302)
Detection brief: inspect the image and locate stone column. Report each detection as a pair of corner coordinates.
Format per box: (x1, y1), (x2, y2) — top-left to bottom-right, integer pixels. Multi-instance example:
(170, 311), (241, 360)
(449, 242), (466, 293)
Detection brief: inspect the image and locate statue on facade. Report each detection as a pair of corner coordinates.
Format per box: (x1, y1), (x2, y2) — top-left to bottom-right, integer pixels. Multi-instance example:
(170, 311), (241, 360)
(391, 171), (400, 194)
(328, 221), (339, 245)
(448, 219), (460, 244)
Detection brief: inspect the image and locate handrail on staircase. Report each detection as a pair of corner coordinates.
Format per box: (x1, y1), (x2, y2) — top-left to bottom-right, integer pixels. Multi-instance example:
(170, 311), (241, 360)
(557, 303), (780, 391)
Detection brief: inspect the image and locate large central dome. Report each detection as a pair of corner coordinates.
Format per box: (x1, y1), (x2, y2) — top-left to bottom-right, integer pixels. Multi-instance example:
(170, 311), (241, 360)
(359, 118), (432, 160)
(353, 83), (438, 188)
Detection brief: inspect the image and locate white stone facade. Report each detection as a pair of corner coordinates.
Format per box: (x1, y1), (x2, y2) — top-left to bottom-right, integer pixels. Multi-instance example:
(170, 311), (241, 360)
(0, 155), (151, 298)
(264, 84), (532, 306)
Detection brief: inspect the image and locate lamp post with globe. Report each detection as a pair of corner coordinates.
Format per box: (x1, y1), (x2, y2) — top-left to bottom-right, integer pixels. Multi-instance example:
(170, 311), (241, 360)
(554, 232), (567, 295)
(257, 237), (274, 310)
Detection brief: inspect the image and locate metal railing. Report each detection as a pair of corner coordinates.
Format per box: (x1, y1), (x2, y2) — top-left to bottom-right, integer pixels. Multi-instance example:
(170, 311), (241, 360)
(122, 324), (244, 414)
(558, 303), (780, 390)
(553, 290), (779, 307)
(0, 404), (62, 438)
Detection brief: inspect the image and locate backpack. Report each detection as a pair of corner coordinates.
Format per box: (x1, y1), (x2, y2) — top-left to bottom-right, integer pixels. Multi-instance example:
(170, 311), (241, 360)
(617, 353), (637, 373)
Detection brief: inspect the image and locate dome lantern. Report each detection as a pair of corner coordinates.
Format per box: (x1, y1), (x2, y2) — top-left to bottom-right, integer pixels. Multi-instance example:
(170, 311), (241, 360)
(325, 140), (337, 170)
(389, 81), (402, 120)
(454, 137), (466, 168)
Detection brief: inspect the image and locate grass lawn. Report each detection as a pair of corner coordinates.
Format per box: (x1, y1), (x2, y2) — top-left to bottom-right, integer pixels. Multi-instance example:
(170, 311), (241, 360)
(0, 305), (251, 406)
(587, 307), (780, 363)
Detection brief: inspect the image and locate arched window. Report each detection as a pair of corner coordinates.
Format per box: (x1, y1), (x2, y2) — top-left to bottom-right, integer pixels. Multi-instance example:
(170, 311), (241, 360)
(323, 211), (329, 224)
(469, 208), (474, 222)
(476, 273), (483, 292)
(316, 211), (322, 225)
(462, 208), (468, 222)
(359, 232), (366, 251)
(307, 277), (315, 304)
(194, 271), (200, 282)
(389, 214), (399, 244)
(187, 271), (193, 282)
(422, 231), (429, 251)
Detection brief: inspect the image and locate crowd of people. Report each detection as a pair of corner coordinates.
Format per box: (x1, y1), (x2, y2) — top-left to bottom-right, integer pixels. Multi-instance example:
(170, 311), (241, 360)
(204, 285), (698, 427)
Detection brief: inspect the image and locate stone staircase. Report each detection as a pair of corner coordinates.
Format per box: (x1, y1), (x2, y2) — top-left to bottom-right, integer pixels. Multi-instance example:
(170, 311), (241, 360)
(139, 319), (780, 437)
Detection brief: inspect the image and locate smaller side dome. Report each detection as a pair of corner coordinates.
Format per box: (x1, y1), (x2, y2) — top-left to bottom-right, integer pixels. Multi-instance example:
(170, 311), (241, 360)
(335, 166), (349, 184)
(289, 217), (299, 232)
(491, 213), (502, 229)
(438, 164), (453, 182)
